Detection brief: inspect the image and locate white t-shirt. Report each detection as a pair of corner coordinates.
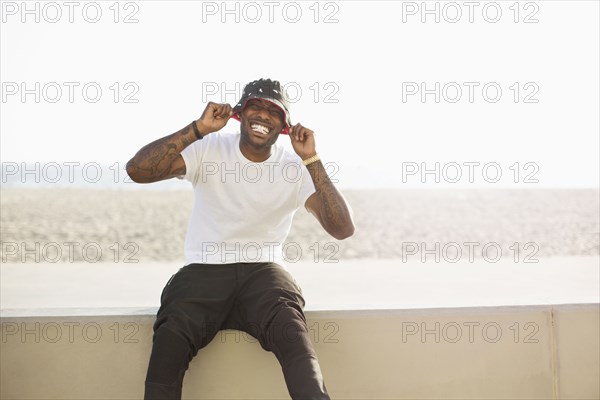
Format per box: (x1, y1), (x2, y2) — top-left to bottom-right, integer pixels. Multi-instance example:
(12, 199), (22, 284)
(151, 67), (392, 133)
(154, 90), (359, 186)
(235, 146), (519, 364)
(180, 131), (316, 265)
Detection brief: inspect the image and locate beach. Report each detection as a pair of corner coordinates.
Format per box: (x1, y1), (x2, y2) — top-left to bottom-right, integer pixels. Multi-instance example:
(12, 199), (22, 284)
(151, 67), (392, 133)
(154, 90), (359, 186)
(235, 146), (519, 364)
(1, 188), (598, 264)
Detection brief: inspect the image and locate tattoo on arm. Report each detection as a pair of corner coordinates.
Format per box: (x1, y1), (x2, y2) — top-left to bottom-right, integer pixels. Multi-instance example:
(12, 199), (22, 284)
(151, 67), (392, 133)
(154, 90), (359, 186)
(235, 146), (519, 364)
(306, 161), (354, 238)
(127, 124), (195, 183)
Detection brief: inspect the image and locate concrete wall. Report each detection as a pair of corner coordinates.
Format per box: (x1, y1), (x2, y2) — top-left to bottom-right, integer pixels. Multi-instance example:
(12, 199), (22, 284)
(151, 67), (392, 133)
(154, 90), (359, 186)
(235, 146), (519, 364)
(1, 304), (598, 399)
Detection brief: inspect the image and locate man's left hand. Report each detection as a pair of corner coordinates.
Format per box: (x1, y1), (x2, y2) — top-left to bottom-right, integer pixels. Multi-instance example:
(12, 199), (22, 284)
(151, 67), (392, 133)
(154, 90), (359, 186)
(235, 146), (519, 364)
(289, 123), (317, 160)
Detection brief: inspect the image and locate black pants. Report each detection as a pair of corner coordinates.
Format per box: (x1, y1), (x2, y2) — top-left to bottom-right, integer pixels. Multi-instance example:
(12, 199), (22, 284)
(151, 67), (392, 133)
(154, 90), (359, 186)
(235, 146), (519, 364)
(144, 262), (330, 400)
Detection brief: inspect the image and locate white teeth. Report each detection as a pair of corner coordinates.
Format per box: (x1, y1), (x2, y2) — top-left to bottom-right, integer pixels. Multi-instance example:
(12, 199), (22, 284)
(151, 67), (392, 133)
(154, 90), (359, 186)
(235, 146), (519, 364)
(251, 124), (270, 135)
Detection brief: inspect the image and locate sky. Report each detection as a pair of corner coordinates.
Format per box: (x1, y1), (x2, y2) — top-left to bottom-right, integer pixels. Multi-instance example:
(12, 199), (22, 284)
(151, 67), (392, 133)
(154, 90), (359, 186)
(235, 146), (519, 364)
(1, 0), (599, 189)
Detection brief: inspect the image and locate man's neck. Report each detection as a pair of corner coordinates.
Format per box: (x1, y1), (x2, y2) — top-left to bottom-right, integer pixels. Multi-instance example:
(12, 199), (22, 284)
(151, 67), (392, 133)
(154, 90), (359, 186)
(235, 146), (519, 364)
(239, 140), (272, 162)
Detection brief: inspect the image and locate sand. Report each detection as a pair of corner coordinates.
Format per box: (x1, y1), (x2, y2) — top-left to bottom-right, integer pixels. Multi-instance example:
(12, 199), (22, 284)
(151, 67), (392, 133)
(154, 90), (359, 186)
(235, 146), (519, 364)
(1, 188), (598, 263)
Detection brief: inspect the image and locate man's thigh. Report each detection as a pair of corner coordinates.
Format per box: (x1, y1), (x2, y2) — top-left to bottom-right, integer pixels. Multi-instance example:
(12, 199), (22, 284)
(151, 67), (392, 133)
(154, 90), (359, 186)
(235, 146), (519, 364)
(155, 263), (239, 352)
(232, 262), (307, 348)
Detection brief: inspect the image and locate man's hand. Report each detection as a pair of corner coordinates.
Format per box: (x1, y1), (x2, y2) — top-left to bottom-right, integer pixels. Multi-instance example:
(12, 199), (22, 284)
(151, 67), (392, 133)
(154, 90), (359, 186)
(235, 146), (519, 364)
(196, 102), (233, 136)
(289, 123), (317, 160)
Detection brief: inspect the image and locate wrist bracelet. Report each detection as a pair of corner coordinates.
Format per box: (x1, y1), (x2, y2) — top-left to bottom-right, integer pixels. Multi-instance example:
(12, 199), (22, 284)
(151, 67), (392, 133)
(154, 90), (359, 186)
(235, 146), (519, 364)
(191, 120), (203, 140)
(302, 154), (320, 166)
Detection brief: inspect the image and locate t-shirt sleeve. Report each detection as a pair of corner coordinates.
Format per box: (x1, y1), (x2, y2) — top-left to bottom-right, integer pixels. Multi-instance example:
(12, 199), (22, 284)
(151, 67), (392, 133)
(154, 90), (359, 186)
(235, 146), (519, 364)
(297, 163), (317, 211)
(180, 139), (205, 186)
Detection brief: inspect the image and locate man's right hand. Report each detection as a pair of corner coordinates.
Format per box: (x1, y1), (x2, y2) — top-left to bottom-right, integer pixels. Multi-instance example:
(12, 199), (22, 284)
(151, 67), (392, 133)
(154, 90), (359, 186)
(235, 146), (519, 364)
(195, 102), (233, 137)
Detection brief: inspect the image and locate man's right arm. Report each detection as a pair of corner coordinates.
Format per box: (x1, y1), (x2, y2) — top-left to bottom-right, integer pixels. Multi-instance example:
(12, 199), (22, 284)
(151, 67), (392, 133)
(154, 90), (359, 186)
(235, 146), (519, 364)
(126, 102), (233, 184)
(126, 123), (196, 183)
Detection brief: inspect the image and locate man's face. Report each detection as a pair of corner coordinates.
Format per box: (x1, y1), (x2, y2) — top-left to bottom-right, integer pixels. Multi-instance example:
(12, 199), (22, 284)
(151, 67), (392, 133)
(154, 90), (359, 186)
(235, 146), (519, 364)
(239, 99), (286, 148)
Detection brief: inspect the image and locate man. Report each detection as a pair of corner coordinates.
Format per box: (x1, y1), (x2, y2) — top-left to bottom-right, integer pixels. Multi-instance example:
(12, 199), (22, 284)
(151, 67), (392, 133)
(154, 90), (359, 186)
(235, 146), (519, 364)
(126, 78), (355, 400)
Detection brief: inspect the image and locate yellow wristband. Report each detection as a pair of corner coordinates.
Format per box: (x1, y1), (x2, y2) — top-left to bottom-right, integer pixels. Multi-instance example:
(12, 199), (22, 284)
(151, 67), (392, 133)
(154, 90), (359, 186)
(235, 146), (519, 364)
(302, 154), (320, 166)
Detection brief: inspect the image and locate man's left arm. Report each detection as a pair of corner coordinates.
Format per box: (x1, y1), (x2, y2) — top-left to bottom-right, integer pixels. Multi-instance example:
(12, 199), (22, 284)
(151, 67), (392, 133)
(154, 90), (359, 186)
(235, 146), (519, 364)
(289, 123), (355, 240)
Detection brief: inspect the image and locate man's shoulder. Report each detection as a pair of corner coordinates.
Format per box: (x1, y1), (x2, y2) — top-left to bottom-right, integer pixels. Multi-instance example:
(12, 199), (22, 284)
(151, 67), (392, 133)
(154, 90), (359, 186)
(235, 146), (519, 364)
(205, 131), (238, 144)
(274, 143), (303, 165)
(196, 131), (238, 154)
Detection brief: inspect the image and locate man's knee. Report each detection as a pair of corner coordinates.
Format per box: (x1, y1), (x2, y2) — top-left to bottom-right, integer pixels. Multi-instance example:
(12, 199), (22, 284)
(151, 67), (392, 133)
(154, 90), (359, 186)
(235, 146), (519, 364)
(259, 304), (313, 353)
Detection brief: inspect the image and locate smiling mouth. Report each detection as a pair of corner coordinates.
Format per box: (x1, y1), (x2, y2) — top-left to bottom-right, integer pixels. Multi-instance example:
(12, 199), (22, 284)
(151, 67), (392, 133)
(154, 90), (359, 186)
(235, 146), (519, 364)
(250, 123), (271, 135)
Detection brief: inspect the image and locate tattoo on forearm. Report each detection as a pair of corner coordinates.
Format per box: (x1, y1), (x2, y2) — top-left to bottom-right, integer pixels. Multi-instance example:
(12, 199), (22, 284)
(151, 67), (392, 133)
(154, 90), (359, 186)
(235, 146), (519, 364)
(306, 161), (352, 234)
(127, 124), (194, 182)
